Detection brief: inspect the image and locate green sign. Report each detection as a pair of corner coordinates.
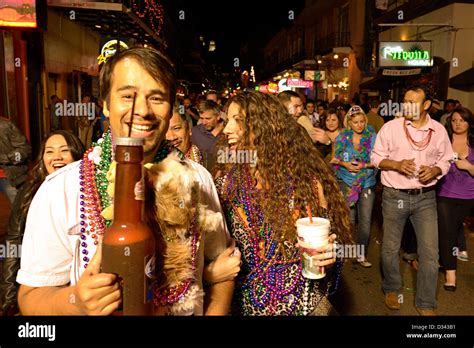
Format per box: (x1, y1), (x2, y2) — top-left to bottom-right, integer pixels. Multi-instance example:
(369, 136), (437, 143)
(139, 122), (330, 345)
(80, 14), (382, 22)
(391, 50), (430, 60)
(379, 41), (432, 67)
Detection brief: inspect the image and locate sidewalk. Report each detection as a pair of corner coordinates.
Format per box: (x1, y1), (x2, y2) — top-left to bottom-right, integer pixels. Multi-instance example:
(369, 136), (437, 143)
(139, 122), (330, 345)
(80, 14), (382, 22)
(333, 224), (474, 315)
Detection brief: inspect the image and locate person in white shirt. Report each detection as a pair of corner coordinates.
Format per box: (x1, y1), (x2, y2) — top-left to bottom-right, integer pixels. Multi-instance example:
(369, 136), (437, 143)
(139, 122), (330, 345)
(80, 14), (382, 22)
(305, 99), (320, 127)
(17, 47), (237, 316)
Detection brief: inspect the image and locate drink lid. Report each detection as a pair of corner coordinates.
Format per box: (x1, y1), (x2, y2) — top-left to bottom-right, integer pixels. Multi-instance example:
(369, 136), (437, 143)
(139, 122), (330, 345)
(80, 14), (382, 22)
(296, 217), (330, 227)
(115, 137), (144, 146)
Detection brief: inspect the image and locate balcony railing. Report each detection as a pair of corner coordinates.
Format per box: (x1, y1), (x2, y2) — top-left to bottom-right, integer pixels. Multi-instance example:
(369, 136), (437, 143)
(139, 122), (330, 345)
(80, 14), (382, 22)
(374, 0), (457, 25)
(314, 32), (351, 55)
(264, 48), (307, 73)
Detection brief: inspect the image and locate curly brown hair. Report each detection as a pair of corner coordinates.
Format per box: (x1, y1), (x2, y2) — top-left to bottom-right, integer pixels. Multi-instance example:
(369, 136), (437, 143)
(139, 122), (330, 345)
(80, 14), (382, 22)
(215, 91), (352, 249)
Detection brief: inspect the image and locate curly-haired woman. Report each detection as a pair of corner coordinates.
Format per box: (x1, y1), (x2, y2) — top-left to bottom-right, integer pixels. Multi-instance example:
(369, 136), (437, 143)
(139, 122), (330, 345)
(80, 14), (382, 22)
(213, 91), (352, 315)
(333, 106), (377, 268)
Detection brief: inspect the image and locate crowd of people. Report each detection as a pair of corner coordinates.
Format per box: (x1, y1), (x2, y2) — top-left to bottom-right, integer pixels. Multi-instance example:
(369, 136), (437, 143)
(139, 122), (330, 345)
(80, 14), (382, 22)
(0, 46), (472, 316)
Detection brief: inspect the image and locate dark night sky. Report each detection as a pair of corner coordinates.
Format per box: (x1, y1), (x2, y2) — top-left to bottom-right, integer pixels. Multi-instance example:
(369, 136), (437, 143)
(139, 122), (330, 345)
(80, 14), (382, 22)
(164, 0), (305, 72)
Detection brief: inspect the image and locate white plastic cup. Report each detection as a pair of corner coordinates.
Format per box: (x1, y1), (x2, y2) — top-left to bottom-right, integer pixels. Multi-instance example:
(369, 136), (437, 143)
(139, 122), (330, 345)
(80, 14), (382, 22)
(296, 217), (331, 279)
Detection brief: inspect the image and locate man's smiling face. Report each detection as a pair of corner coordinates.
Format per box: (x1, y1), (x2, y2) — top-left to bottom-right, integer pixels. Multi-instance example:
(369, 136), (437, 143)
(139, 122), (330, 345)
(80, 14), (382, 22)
(103, 57), (172, 158)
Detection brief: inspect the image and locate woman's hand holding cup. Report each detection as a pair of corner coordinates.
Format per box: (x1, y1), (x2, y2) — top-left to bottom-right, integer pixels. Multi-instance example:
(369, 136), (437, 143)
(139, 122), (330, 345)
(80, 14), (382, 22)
(296, 233), (337, 267)
(295, 217), (334, 279)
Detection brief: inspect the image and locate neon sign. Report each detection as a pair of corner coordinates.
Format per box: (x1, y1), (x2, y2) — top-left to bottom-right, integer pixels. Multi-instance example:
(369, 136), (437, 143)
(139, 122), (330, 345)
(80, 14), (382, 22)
(391, 50), (429, 60)
(287, 78), (314, 89)
(379, 41), (432, 67)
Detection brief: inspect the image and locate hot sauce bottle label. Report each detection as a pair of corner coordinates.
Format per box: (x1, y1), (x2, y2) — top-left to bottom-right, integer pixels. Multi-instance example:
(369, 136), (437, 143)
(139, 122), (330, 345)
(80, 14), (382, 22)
(134, 179), (144, 201)
(144, 254), (155, 303)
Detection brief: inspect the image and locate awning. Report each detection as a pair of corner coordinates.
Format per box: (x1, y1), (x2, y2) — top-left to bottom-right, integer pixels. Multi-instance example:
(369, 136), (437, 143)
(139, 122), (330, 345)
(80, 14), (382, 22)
(359, 74), (396, 90)
(449, 67), (474, 91)
(292, 60), (317, 70)
(48, 1), (163, 46)
(359, 68), (421, 90)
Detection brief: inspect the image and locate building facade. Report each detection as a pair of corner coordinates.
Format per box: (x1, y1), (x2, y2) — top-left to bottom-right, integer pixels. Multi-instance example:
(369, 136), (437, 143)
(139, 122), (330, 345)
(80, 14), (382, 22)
(0, 0), (169, 154)
(262, 0), (372, 103)
(374, 0), (474, 109)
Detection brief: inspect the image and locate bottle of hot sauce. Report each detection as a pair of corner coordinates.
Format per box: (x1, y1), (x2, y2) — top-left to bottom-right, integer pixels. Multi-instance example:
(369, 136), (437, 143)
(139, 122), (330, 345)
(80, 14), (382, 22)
(101, 137), (155, 315)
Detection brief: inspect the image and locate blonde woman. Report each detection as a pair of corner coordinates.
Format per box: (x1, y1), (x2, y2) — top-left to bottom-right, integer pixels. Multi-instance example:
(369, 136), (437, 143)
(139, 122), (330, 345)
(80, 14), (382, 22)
(333, 105), (377, 267)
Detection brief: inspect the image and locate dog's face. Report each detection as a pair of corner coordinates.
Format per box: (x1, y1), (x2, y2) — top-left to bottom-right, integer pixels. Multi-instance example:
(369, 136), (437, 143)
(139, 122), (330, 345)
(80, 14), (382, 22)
(144, 154), (198, 232)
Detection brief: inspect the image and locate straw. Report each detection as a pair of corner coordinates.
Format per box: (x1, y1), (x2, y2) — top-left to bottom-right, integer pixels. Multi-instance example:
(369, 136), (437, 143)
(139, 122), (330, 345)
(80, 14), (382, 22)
(128, 92), (137, 137)
(306, 205), (313, 224)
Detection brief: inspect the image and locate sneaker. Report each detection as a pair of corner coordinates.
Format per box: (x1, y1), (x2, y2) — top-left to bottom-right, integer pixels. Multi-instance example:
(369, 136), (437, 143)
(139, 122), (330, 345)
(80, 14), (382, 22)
(457, 251), (469, 262)
(357, 258), (372, 268)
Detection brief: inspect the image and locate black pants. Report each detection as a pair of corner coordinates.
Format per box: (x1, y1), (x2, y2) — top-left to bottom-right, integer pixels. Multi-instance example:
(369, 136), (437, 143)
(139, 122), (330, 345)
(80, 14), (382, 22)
(437, 196), (474, 270)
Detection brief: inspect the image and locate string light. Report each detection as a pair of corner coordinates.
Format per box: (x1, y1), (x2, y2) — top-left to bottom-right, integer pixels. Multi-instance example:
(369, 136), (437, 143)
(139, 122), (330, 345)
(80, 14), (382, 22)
(131, 0), (164, 37)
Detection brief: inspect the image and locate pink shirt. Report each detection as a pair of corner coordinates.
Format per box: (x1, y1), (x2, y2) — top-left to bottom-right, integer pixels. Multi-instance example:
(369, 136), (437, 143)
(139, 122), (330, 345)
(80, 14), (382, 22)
(371, 115), (453, 189)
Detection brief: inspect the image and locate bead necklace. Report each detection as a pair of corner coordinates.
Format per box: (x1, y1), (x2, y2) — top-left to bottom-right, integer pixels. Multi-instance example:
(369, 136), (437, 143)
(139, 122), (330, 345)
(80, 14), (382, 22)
(226, 165), (304, 314)
(78, 132), (193, 307)
(185, 144), (203, 165)
(404, 120), (433, 151)
(78, 131), (113, 266)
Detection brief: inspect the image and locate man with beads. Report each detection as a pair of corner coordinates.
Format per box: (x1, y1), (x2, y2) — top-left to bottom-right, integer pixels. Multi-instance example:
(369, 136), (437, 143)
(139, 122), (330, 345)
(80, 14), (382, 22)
(166, 107), (204, 166)
(16, 47), (237, 315)
(371, 85), (453, 316)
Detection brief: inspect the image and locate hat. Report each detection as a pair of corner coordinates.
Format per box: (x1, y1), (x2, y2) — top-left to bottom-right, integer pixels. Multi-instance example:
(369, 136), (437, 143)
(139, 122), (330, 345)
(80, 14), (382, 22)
(346, 105), (365, 117)
(432, 99), (441, 109)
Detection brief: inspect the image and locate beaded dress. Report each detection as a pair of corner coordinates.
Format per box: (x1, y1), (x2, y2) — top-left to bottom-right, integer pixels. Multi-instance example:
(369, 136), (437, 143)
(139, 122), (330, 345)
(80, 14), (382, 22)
(215, 168), (340, 316)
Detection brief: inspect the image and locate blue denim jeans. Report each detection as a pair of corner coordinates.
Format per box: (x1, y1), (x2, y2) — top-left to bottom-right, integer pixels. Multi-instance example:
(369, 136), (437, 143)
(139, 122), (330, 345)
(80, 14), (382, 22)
(381, 187), (439, 310)
(0, 178), (18, 205)
(348, 186), (376, 258)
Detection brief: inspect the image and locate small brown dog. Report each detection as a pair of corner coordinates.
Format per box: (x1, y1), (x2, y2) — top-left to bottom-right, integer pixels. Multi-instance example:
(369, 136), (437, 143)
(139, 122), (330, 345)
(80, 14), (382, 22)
(145, 152), (222, 315)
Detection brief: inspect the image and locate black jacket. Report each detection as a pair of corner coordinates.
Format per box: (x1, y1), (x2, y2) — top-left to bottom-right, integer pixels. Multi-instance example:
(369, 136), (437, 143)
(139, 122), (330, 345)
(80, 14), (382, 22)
(0, 183), (28, 314)
(0, 117), (31, 187)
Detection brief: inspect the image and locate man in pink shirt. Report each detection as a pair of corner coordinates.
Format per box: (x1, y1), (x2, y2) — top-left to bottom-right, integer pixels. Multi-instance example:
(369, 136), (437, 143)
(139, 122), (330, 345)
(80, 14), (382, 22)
(371, 85), (453, 316)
